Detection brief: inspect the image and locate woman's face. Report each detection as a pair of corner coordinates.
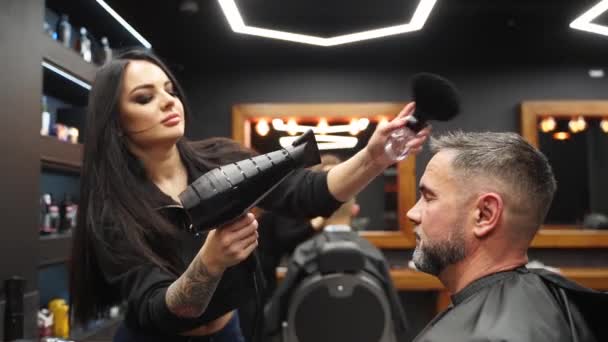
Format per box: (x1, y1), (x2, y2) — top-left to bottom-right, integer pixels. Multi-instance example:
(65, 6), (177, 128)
(118, 60), (185, 148)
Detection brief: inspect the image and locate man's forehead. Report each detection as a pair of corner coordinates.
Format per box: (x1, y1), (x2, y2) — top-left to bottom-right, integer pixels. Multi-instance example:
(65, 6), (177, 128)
(421, 151), (457, 188)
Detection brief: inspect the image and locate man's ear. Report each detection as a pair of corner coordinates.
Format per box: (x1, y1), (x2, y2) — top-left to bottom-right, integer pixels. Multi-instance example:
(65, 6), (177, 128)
(472, 193), (503, 238)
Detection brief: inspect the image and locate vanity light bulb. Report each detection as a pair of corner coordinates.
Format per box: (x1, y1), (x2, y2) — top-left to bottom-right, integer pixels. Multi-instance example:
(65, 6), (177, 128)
(287, 119), (298, 136)
(568, 118), (580, 133)
(600, 119), (608, 133)
(317, 118), (329, 135)
(553, 131), (571, 140)
(576, 116), (587, 132)
(255, 119), (270, 136)
(539, 117), (556, 133)
(272, 118), (284, 130)
(349, 118), (360, 136)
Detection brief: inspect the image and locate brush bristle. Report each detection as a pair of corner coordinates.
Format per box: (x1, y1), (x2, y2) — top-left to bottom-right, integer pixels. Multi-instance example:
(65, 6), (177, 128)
(412, 73), (460, 121)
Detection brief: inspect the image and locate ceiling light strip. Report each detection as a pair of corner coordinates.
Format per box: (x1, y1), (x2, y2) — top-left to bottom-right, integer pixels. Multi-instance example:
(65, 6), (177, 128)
(95, 0), (152, 48)
(570, 0), (608, 36)
(218, 0), (437, 46)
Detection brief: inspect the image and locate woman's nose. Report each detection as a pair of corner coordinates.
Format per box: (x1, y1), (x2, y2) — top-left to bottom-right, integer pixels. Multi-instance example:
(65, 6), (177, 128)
(161, 91), (175, 111)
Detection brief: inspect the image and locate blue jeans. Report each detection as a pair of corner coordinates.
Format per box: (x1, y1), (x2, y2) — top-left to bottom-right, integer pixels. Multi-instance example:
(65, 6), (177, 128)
(114, 311), (245, 342)
(207, 311), (245, 342)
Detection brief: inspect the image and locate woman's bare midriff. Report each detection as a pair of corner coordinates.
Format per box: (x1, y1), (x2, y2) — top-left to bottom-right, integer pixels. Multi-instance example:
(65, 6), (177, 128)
(181, 310), (234, 336)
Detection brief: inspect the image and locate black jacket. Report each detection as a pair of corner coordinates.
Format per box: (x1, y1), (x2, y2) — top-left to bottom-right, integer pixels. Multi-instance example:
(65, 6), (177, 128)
(93, 139), (342, 338)
(414, 267), (608, 342)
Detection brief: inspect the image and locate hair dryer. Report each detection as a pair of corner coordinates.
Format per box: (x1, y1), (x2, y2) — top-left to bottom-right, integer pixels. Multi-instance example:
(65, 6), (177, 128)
(179, 129), (321, 233)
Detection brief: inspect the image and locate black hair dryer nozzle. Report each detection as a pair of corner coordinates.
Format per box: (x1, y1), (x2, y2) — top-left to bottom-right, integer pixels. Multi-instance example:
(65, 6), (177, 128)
(179, 130), (320, 233)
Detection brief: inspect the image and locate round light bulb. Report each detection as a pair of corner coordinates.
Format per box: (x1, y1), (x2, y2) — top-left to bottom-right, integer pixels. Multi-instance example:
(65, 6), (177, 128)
(349, 118), (360, 136)
(317, 118), (329, 135)
(539, 117), (556, 133)
(553, 131), (571, 140)
(600, 119), (608, 133)
(287, 119), (298, 136)
(255, 119), (270, 136)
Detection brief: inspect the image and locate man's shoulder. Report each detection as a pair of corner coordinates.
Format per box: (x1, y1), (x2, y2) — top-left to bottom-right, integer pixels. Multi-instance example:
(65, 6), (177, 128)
(416, 271), (571, 342)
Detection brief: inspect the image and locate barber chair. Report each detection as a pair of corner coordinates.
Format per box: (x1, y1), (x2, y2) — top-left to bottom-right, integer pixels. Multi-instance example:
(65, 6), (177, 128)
(267, 232), (406, 342)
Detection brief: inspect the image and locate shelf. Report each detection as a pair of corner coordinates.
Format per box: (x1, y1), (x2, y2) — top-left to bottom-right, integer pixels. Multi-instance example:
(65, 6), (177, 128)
(40, 135), (83, 173)
(41, 33), (97, 85)
(277, 267), (608, 291)
(39, 232), (72, 266)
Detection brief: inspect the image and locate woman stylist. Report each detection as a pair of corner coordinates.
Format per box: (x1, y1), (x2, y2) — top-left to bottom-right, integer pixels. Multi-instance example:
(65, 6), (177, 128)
(69, 49), (429, 341)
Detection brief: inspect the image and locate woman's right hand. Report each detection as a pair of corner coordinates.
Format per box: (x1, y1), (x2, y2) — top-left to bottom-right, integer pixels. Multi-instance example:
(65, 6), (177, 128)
(199, 212), (259, 275)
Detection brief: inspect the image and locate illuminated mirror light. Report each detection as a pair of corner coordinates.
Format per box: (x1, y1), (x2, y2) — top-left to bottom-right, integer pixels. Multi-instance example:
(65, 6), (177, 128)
(280, 135), (358, 150)
(218, 0), (437, 46)
(600, 119), (608, 133)
(568, 116), (587, 133)
(349, 118), (360, 135)
(286, 119), (298, 136)
(255, 119), (270, 136)
(553, 131), (571, 140)
(272, 117), (373, 135)
(539, 117), (556, 133)
(317, 118), (329, 135)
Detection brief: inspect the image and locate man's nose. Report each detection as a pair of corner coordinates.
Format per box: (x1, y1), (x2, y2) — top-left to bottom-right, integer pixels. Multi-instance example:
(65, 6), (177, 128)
(407, 201), (421, 225)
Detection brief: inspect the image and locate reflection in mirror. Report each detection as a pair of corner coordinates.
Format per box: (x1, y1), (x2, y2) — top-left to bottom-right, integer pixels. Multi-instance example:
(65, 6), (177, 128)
(538, 116), (608, 228)
(248, 117), (399, 231)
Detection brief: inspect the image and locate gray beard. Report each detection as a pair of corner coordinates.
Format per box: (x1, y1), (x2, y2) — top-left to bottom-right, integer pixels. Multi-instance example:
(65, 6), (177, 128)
(413, 228), (466, 276)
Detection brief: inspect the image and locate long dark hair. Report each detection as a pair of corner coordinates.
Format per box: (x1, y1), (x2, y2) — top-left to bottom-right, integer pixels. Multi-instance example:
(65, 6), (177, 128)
(69, 49), (248, 326)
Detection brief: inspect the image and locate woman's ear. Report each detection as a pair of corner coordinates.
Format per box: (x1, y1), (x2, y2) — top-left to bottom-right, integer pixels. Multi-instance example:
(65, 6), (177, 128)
(472, 193), (503, 238)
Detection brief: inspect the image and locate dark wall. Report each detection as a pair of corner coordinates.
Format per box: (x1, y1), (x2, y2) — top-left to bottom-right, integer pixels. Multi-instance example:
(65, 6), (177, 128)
(0, 0), (44, 338)
(181, 65), (608, 180)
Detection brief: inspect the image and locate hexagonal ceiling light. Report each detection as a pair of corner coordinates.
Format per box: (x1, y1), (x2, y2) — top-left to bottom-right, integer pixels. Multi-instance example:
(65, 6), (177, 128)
(218, 0), (438, 46)
(570, 0), (608, 37)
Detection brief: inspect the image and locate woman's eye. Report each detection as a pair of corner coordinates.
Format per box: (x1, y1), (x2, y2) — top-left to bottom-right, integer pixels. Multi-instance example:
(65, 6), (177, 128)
(167, 89), (179, 97)
(135, 95), (153, 104)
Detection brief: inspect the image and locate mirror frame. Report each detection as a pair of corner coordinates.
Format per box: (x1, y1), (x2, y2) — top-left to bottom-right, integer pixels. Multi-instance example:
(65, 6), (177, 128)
(232, 102), (417, 249)
(521, 100), (608, 248)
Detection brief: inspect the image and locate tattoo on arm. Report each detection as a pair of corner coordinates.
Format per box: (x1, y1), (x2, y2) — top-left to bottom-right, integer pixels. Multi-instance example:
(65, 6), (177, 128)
(165, 257), (222, 318)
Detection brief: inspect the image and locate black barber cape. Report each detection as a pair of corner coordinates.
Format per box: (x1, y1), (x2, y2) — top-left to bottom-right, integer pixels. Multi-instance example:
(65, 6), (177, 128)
(415, 267), (608, 342)
(264, 230), (409, 338)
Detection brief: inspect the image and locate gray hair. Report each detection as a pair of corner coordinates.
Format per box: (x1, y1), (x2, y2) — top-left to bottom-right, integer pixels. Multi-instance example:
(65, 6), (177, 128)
(430, 131), (557, 231)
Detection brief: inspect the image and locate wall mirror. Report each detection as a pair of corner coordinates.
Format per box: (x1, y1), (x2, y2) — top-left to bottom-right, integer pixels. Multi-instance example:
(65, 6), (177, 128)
(232, 102), (417, 248)
(521, 101), (608, 247)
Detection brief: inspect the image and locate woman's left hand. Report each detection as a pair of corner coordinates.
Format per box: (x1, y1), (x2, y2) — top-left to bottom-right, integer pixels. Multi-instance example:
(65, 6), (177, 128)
(364, 102), (431, 168)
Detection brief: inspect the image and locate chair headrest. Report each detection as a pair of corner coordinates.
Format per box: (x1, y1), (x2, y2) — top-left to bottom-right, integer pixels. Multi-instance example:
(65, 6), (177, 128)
(318, 240), (365, 274)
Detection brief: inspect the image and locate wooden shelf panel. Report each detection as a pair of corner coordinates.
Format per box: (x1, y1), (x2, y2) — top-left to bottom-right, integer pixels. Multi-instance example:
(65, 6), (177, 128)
(41, 33), (97, 84)
(39, 232), (72, 266)
(531, 229), (608, 248)
(40, 135), (83, 172)
(277, 267), (608, 291)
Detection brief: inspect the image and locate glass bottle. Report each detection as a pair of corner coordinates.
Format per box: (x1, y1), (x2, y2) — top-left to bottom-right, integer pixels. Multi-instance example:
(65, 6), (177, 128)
(79, 27), (92, 63)
(101, 36), (112, 64)
(384, 116), (426, 161)
(56, 14), (72, 48)
(41, 96), (51, 136)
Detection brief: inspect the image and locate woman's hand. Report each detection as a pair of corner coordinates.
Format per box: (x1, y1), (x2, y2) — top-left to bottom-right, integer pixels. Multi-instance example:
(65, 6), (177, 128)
(199, 212), (259, 275)
(364, 102), (431, 168)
